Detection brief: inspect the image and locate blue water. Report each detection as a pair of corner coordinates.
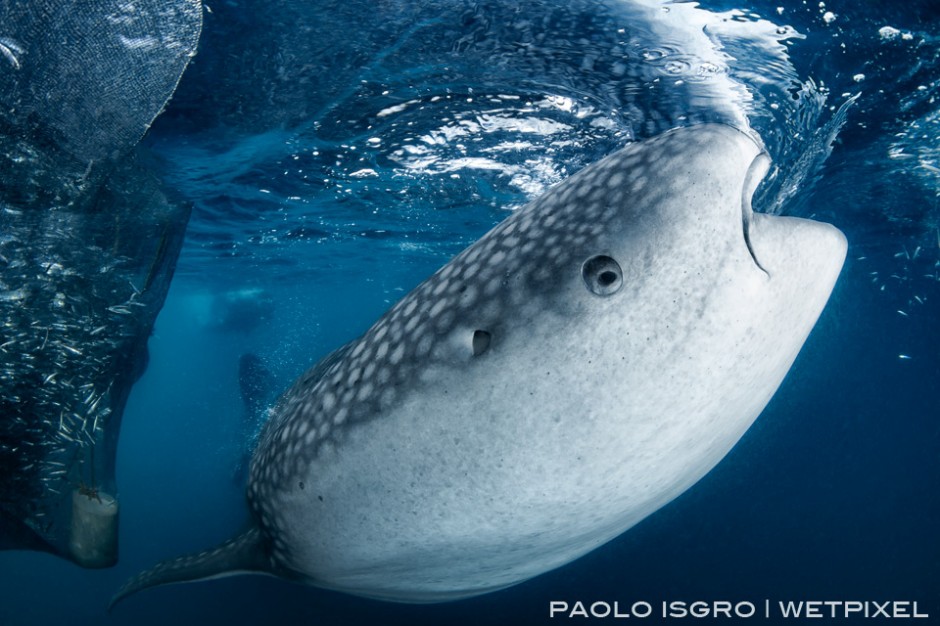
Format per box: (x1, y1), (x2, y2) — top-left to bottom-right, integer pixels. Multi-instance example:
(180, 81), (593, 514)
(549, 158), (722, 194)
(2, 0), (938, 624)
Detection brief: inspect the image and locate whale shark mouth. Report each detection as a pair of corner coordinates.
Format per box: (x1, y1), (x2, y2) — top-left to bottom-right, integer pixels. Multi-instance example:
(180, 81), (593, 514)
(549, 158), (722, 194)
(741, 150), (772, 275)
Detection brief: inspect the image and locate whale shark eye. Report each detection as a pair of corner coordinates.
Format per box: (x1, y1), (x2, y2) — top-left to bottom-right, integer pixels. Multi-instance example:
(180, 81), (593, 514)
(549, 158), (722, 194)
(581, 255), (623, 296)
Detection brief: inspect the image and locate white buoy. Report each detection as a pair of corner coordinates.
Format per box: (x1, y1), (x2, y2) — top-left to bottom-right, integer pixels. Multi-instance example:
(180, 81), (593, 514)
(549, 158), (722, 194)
(68, 489), (119, 568)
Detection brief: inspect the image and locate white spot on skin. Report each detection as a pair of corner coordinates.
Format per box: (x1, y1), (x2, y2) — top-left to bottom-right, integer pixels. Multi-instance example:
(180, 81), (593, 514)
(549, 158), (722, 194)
(389, 344), (406, 365)
(329, 371), (344, 387)
(404, 313), (421, 334)
(374, 324), (388, 342)
(357, 383), (374, 402)
(589, 187), (607, 204)
(429, 298), (449, 318)
(376, 341), (389, 359)
(465, 247), (483, 264)
(582, 201), (603, 220)
(415, 334), (434, 357)
(606, 171), (624, 189)
(304, 428), (318, 445)
(462, 262), (481, 279)
(437, 310), (456, 331)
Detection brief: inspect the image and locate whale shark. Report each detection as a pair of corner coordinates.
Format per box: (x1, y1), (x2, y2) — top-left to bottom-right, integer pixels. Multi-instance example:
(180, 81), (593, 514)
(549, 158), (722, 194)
(112, 124), (846, 606)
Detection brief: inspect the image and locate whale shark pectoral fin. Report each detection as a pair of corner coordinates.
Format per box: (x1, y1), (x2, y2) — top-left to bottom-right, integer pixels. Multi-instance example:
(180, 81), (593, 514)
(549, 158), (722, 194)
(109, 527), (272, 611)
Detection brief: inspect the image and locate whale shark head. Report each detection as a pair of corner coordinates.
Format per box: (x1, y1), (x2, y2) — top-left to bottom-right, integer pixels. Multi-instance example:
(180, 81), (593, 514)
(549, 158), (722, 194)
(505, 123), (845, 371)
(112, 124), (846, 607)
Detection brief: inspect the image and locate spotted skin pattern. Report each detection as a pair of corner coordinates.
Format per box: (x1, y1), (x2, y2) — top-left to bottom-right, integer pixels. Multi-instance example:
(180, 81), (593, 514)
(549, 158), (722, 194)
(112, 125), (847, 608)
(247, 134), (659, 566)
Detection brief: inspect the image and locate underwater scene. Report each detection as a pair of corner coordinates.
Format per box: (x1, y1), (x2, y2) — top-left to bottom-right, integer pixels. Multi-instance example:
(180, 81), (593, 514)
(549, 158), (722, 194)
(0, 0), (937, 624)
